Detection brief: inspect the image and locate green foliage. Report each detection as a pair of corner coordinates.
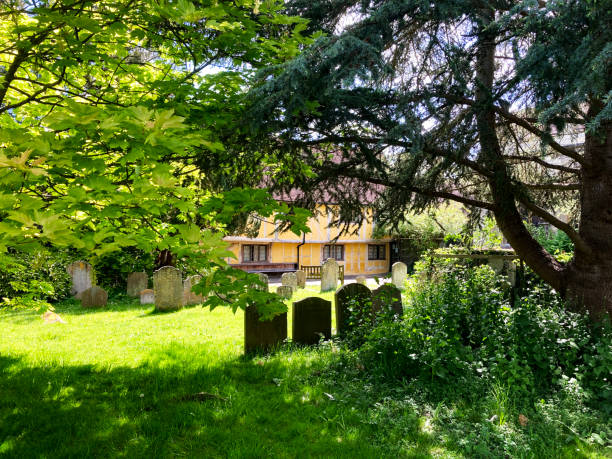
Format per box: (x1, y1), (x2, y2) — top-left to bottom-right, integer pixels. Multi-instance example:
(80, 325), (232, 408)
(0, 0), (314, 316)
(355, 262), (611, 412)
(90, 248), (155, 296)
(0, 250), (72, 309)
(528, 224), (575, 257)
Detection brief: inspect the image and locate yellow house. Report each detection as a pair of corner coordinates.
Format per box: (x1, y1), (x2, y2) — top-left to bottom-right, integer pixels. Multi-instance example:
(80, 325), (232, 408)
(224, 206), (391, 276)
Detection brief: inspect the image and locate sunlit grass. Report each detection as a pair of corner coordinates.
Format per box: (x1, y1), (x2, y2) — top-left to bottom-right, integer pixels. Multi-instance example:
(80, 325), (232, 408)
(0, 286), (608, 458)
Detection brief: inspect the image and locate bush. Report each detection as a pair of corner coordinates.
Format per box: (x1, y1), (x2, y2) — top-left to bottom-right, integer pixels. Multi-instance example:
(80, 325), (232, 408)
(354, 262), (611, 410)
(0, 249), (73, 308)
(91, 248), (154, 296)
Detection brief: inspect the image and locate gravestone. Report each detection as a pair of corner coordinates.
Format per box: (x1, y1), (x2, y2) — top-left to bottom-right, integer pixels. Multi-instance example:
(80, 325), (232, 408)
(292, 297), (332, 345)
(488, 257), (504, 274)
(372, 284), (403, 318)
(244, 305), (287, 353)
(183, 275), (204, 305)
(391, 261), (408, 289)
(140, 289), (155, 305)
(295, 270), (306, 289)
(81, 286), (108, 308)
(66, 261), (93, 299)
(153, 266), (183, 311)
(127, 272), (148, 297)
(334, 283), (372, 336)
(321, 258), (339, 292)
(276, 285), (293, 299)
(507, 261), (517, 286)
(255, 273), (269, 292)
(281, 272), (298, 291)
(356, 275), (367, 285)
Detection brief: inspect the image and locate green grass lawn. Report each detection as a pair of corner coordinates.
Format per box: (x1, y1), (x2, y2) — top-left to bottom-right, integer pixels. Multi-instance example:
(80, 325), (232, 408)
(0, 286), (608, 458)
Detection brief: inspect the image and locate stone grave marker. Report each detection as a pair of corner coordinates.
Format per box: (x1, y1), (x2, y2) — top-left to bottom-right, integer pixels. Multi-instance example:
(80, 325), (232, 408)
(321, 258), (339, 292)
(153, 266), (183, 311)
(281, 272), (298, 291)
(391, 261), (408, 289)
(356, 275), (367, 285)
(276, 285), (293, 299)
(127, 272), (148, 297)
(334, 283), (372, 336)
(42, 311), (66, 324)
(66, 261), (93, 299)
(295, 270), (306, 289)
(183, 274), (204, 305)
(292, 297), (331, 345)
(81, 286), (108, 308)
(372, 284), (403, 318)
(244, 305), (287, 353)
(140, 289), (155, 305)
(255, 273), (269, 292)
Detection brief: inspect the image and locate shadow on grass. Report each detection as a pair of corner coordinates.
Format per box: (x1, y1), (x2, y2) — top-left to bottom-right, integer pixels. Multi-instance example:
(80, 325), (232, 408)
(0, 348), (443, 459)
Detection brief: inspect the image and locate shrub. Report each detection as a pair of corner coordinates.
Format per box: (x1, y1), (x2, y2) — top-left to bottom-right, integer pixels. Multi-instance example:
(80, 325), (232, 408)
(354, 262), (611, 409)
(90, 248), (154, 296)
(0, 249), (73, 308)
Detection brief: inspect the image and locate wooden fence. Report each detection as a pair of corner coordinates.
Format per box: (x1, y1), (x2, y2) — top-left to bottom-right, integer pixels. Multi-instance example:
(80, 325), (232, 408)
(300, 265), (345, 283)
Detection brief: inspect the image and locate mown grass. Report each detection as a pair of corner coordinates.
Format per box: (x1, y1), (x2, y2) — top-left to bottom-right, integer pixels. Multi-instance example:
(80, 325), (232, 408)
(0, 286), (609, 458)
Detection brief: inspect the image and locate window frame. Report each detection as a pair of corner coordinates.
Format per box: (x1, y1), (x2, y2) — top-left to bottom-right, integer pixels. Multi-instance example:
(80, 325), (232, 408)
(368, 244), (386, 260)
(322, 244), (344, 262)
(242, 244), (269, 263)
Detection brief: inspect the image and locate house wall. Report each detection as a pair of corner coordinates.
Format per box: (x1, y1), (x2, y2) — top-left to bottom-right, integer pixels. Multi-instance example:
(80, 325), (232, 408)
(224, 205), (391, 275)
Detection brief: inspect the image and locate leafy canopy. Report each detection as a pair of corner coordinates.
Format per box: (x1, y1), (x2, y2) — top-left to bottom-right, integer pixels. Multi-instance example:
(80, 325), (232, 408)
(0, 0), (312, 317)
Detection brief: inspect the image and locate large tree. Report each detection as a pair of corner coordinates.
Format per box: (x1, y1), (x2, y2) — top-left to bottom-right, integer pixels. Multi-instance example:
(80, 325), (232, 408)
(249, 0), (612, 320)
(0, 0), (310, 316)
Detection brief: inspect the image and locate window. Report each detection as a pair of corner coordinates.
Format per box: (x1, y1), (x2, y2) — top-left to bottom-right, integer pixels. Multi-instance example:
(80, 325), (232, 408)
(323, 244), (344, 261)
(368, 244), (386, 260)
(242, 244), (268, 262)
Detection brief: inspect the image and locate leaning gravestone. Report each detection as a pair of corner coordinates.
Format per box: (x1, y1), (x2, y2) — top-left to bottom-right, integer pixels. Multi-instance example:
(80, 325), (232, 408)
(372, 284), (403, 318)
(334, 283), (372, 336)
(391, 261), (408, 289)
(66, 261), (93, 299)
(153, 266), (183, 311)
(292, 297), (332, 345)
(244, 306), (287, 353)
(140, 289), (155, 305)
(295, 270), (306, 288)
(281, 272), (298, 292)
(81, 286), (108, 308)
(321, 258), (339, 292)
(127, 272), (148, 297)
(276, 285), (293, 299)
(183, 274), (204, 305)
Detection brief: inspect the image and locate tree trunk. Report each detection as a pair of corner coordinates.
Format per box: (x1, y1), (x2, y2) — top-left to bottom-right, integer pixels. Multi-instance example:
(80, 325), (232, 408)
(565, 114), (612, 321)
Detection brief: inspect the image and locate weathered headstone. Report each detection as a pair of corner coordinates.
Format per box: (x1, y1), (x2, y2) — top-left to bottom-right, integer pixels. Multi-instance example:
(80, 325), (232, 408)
(127, 272), (148, 297)
(276, 285), (293, 299)
(391, 261), (408, 289)
(295, 270), (306, 289)
(281, 272), (298, 291)
(334, 283), (372, 335)
(183, 274), (204, 305)
(507, 261), (517, 286)
(255, 273), (269, 292)
(321, 258), (339, 292)
(356, 275), (367, 285)
(244, 306), (287, 353)
(488, 257), (504, 274)
(292, 297), (332, 345)
(140, 289), (155, 305)
(81, 286), (108, 308)
(66, 261), (93, 299)
(372, 284), (403, 318)
(153, 266), (183, 311)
